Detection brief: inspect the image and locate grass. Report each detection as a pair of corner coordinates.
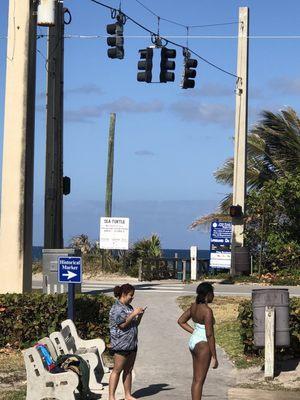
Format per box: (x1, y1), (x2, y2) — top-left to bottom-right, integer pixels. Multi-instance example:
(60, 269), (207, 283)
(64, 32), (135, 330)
(0, 350), (24, 374)
(177, 295), (263, 368)
(202, 270), (300, 286)
(0, 350), (26, 399)
(0, 388), (26, 400)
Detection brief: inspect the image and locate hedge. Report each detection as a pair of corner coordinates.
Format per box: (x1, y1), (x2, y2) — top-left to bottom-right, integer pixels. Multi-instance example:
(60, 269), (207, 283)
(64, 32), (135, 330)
(0, 293), (114, 349)
(238, 297), (300, 356)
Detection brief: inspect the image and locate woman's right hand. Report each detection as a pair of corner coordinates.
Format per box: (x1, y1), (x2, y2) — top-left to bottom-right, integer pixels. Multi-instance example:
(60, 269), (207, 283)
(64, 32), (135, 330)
(133, 307), (144, 316)
(211, 357), (219, 369)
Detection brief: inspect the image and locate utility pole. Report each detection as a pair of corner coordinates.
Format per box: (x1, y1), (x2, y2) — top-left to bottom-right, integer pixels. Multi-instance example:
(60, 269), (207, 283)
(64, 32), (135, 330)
(231, 7), (249, 276)
(0, 0), (37, 293)
(44, 1), (65, 249)
(105, 113), (116, 218)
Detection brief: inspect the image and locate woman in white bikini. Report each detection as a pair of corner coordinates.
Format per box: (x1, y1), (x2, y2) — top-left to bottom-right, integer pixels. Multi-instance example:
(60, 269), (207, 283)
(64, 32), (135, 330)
(178, 282), (218, 400)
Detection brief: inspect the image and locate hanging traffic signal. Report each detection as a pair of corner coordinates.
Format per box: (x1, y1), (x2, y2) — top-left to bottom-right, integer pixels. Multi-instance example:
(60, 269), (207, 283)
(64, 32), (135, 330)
(137, 48), (153, 83)
(229, 205), (243, 218)
(160, 47), (176, 83)
(182, 50), (198, 89)
(106, 21), (124, 59)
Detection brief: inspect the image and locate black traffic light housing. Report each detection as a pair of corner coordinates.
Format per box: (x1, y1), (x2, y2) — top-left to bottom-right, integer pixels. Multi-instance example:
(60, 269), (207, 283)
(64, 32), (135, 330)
(106, 21), (124, 59)
(182, 49), (198, 89)
(160, 47), (176, 83)
(63, 176), (71, 196)
(137, 48), (153, 83)
(229, 205), (243, 218)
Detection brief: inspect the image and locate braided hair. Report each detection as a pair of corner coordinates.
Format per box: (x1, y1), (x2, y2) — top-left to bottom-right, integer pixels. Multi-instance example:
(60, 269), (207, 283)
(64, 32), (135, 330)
(196, 282), (214, 304)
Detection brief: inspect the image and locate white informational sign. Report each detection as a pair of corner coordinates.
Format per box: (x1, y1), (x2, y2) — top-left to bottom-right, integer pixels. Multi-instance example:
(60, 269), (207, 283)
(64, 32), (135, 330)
(100, 217), (129, 250)
(190, 246), (197, 280)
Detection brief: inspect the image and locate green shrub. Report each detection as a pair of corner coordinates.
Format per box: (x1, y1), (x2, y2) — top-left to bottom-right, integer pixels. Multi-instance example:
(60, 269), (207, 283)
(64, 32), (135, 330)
(238, 297), (300, 356)
(0, 293), (114, 349)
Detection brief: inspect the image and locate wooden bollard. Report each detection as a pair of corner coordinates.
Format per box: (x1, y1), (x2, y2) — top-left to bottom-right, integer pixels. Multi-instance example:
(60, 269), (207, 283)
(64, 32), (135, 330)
(138, 259), (143, 282)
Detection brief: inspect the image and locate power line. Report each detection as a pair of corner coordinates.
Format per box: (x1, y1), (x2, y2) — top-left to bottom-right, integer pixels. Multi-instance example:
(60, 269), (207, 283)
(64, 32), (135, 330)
(133, 0), (239, 29)
(89, 0), (238, 78)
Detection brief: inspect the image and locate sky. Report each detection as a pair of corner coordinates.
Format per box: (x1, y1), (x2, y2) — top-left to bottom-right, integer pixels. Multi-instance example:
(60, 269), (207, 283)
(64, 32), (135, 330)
(1, 0), (300, 250)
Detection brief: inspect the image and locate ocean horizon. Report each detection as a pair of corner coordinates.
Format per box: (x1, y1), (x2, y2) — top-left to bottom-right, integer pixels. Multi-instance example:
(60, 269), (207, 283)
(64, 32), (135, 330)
(32, 246), (210, 261)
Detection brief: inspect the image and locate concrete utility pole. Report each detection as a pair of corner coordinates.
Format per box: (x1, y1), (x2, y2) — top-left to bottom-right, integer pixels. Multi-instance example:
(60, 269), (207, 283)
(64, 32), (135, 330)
(105, 113), (116, 218)
(44, 1), (65, 248)
(0, 0), (37, 293)
(231, 7), (249, 276)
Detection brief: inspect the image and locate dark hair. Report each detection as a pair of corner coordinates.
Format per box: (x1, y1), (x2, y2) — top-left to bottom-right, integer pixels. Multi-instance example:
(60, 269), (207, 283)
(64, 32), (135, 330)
(114, 283), (135, 298)
(196, 282), (214, 304)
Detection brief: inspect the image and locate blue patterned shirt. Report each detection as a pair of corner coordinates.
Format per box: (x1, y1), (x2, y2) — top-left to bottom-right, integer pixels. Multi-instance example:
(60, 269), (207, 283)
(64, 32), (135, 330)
(109, 300), (138, 351)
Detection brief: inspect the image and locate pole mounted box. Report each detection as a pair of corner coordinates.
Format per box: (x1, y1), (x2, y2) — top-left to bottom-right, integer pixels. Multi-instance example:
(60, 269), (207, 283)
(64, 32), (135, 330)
(37, 0), (56, 26)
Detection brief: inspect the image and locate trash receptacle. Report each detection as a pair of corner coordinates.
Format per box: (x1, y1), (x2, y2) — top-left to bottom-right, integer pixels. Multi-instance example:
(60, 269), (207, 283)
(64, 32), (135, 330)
(42, 248), (81, 294)
(252, 288), (290, 347)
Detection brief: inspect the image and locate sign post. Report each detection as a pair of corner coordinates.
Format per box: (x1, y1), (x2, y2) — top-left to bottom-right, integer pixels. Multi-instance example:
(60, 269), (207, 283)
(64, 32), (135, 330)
(58, 257), (82, 321)
(209, 221), (232, 270)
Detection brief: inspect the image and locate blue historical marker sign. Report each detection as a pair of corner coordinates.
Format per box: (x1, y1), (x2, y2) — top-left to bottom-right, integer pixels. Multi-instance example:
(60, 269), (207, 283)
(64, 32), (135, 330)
(209, 221), (232, 269)
(58, 257), (82, 283)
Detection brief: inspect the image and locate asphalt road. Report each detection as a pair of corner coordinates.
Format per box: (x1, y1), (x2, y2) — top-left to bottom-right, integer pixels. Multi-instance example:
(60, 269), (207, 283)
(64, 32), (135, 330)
(32, 278), (300, 297)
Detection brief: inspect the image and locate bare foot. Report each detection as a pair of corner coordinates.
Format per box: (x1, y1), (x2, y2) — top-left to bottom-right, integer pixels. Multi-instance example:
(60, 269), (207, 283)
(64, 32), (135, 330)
(125, 396), (137, 400)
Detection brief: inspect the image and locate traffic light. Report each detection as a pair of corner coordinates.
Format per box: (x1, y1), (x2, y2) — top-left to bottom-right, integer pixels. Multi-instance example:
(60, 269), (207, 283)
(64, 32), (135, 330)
(137, 48), (153, 83)
(63, 176), (71, 196)
(106, 21), (124, 59)
(229, 205), (243, 218)
(160, 47), (176, 83)
(182, 50), (198, 89)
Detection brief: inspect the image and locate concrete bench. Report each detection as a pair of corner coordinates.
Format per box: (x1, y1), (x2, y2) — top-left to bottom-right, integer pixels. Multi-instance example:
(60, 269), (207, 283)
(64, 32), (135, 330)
(50, 319), (109, 387)
(22, 345), (79, 400)
(40, 336), (103, 394)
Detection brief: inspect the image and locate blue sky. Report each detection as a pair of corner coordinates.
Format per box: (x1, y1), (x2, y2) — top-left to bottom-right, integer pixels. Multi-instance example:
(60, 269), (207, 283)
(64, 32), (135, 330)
(1, 0), (300, 249)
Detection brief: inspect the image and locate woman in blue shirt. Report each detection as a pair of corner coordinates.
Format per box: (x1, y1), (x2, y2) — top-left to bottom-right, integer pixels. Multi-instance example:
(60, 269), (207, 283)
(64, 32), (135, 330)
(109, 283), (145, 400)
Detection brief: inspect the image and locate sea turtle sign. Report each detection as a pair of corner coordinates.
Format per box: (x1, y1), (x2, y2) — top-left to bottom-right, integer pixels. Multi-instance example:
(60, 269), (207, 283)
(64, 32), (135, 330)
(100, 217), (129, 250)
(209, 221), (232, 269)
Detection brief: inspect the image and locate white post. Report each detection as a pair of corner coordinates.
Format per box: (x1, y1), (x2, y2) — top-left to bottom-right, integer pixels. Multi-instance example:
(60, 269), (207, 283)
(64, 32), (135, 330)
(0, 0), (37, 293)
(265, 306), (275, 380)
(231, 7), (249, 276)
(190, 246), (197, 280)
(182, 260), (187, 282)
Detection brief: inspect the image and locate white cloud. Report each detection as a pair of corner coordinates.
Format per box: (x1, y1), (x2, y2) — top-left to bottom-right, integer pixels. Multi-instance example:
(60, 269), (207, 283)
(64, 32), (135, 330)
(65, 97), (164, 123)
(134, 150), (155, 156)
(170, 101), (235, 127)
(269, 77), (300, 95)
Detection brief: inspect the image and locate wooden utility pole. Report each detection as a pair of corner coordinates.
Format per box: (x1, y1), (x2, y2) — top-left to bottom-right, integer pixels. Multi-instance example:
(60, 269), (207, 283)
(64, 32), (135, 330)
(231, 7), (249, 276)
(44, 1), (65, 248)
(0, 0), (37, 293)
(105, 113), (116, 218)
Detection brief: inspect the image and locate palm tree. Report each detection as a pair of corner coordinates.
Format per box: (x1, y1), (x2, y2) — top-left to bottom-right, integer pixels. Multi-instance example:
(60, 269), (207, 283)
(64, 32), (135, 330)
(70, 234), (91, 254)
(131, 234), (162, 259)
(191, 107), (300, 227)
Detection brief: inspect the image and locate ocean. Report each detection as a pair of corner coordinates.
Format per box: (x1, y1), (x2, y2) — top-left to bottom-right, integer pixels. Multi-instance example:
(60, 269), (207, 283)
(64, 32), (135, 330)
(32, 246), (209, 261)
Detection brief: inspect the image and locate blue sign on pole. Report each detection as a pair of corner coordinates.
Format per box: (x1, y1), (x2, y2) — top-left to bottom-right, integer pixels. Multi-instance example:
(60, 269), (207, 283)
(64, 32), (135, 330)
(58, 257), (82, 283)
(209, 221), (232, 269)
